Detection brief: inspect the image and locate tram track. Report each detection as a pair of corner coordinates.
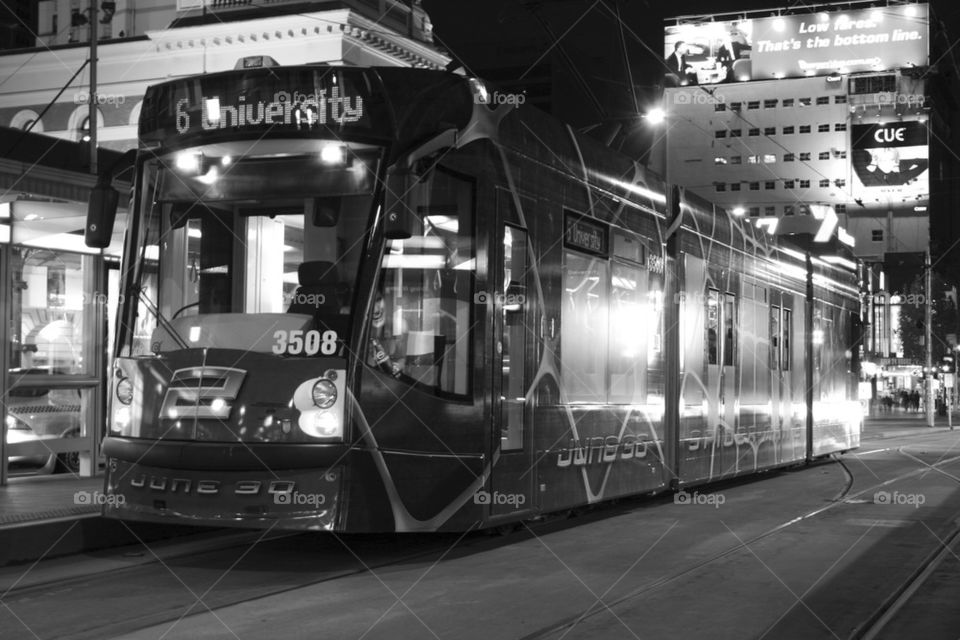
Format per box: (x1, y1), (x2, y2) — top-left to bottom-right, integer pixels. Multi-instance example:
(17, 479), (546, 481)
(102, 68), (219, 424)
(519, 448), (960, 640)
(6, 441), (960, 640)
(849, 446), (960, 640)
(1, 527), (484, 640)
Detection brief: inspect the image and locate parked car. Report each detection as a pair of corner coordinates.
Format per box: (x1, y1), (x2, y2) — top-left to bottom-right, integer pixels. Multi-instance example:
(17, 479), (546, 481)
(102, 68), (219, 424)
(5, 381), (81, 475)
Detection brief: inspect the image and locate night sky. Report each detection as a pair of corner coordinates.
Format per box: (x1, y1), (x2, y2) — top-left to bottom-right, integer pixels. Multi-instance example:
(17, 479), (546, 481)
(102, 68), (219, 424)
(422, 0), (960, 131)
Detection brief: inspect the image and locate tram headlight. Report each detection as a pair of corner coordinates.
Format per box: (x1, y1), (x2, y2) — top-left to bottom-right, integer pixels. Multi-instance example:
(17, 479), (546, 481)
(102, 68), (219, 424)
(293, 371), (346, 440)
(311, 379), (337, 409)
(114, 406), (132, 431)
(116, 378), (133, 405)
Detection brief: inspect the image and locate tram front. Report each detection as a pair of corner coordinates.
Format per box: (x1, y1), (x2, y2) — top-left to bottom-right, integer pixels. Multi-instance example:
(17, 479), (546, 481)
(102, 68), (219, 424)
(98, 66), (394, 530)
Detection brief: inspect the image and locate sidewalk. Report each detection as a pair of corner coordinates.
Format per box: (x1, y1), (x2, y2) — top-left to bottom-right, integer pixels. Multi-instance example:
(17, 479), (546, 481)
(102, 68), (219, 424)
(863, 409), (959, 439)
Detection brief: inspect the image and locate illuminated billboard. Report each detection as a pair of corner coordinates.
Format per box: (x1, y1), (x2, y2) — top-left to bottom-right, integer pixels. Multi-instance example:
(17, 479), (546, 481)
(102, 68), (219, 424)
(664, 4), (928, 85)
(851, 121), (928, 204)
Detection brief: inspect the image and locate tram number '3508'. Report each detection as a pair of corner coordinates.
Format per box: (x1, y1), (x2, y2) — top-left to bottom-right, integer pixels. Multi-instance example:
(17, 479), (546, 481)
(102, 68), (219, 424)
(272, 329), (339, 356)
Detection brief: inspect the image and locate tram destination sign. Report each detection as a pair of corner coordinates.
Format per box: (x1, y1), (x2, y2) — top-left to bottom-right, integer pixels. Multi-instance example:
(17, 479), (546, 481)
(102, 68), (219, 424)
(564, 213), (609, 256)
(139, 67), (377, 143)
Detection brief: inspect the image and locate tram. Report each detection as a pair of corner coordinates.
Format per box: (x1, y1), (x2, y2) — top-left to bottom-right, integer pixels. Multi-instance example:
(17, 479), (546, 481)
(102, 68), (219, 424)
(86, 63), (862, 532)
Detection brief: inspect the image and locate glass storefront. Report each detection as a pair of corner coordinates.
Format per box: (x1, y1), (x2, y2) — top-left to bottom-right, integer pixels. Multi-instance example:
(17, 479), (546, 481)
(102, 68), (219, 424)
(2, 200), (110, 483)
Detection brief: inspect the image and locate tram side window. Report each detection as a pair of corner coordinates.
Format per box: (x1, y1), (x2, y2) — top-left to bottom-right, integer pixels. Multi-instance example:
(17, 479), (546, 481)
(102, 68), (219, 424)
(562, 252), (609, 402)
(770, 305), (781, 370)
(782, 309), (791, 370)
(706, 289), (720, 365)
(370, 168), (474, 397)
(609, 262), (647, 403)
(723, 292), (736, 367)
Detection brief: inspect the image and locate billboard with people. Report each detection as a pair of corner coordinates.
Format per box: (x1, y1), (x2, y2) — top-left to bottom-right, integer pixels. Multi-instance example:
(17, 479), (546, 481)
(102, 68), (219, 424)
(664, 4), (928, 86)
(851, 121), (928, 205)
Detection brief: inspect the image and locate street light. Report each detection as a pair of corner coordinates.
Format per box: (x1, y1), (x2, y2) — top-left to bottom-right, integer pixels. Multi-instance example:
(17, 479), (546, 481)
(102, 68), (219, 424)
(644, 107), (666, 125)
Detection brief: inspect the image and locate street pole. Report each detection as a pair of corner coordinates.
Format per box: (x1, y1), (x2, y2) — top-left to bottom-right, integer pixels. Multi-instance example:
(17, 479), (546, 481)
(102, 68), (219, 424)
(926, 251), (934, 427)
(88, 1), (97, 175)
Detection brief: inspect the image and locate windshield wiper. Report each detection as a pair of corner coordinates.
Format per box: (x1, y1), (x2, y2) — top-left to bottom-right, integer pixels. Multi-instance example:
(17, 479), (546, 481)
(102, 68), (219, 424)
(131, 286), (190, 351)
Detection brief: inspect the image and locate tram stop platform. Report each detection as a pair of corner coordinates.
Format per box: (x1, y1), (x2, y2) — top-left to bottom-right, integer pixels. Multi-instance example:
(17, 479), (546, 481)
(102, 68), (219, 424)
(0, 474), (212, 568)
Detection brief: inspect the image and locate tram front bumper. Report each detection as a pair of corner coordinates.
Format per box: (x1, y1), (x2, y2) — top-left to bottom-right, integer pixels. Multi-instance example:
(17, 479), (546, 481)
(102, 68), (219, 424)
(102, 457), (342, 531)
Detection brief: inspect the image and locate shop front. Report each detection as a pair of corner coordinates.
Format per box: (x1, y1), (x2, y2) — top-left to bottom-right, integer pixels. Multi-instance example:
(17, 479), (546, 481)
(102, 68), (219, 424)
(0, 130), (127, 485)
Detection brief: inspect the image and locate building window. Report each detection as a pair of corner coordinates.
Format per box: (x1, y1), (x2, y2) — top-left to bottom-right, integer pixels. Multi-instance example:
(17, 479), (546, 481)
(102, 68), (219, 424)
(835, 123), (847, 131)
(816, 96), (830, 105)
(835, 179), (846, 187)
(872, 229), (884, 242)
(819, 178), (830, 187)
(765, 181), (776, 190)
(799, 152), (811, 161)
(729, 129), (742, 137)
(783, 125), (795, 134)
(851, 74), (896, 94)
(749, 182), (760, 191)
(836, 204), (846, 212)
(714, 157), (728, 165)
(837, 150), (847, 159)
(800, 179), (810, 188)
(835, 95), (847, 104)
(819, 151), (831, 160)
(784, 153), (795, 162)
(730, 155), (742, 164)
(763, 154), (776, 163)
(818, 124), (830, 132)
(784, 180), (795, 189)
(747, 100), (760, 109)
(715, 183), (726, 192)
(799, 125), (811, 133)
(715, 103), (727, 112)
(749, 207), (760, 217)
(764, 126), (776, 135)
(730, 102), (742, 111)
(747, 155), (759, 164)
(784, 204), (795, 215)
(782, 98), (795, 107)
(764, 99), (778, 108)
(730, 183), (741, 191)
(716, 130), (727, 139)
(749, 128), (760, 136)
(765, 206), (776, 216)
(799, 97), (812, 106)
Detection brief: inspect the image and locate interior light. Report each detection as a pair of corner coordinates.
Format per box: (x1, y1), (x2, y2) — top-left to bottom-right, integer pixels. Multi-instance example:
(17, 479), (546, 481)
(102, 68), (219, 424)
(319, 144), (347, 165)
(175, 152), (203, 173)
(904, 5), (918, 17)
(197, 166), (220, 185)
(731, 206), (746, 216)
(772, 17), (785, 32)
(221, 155), (232, 166)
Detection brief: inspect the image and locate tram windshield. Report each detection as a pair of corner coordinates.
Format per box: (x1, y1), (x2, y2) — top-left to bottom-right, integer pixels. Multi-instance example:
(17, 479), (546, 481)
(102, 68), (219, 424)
(121, 139), (380, 356)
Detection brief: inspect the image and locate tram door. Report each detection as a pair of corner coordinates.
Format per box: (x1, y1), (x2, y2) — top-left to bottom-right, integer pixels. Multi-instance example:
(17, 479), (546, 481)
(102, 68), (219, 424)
(490, 220), (534, 517)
